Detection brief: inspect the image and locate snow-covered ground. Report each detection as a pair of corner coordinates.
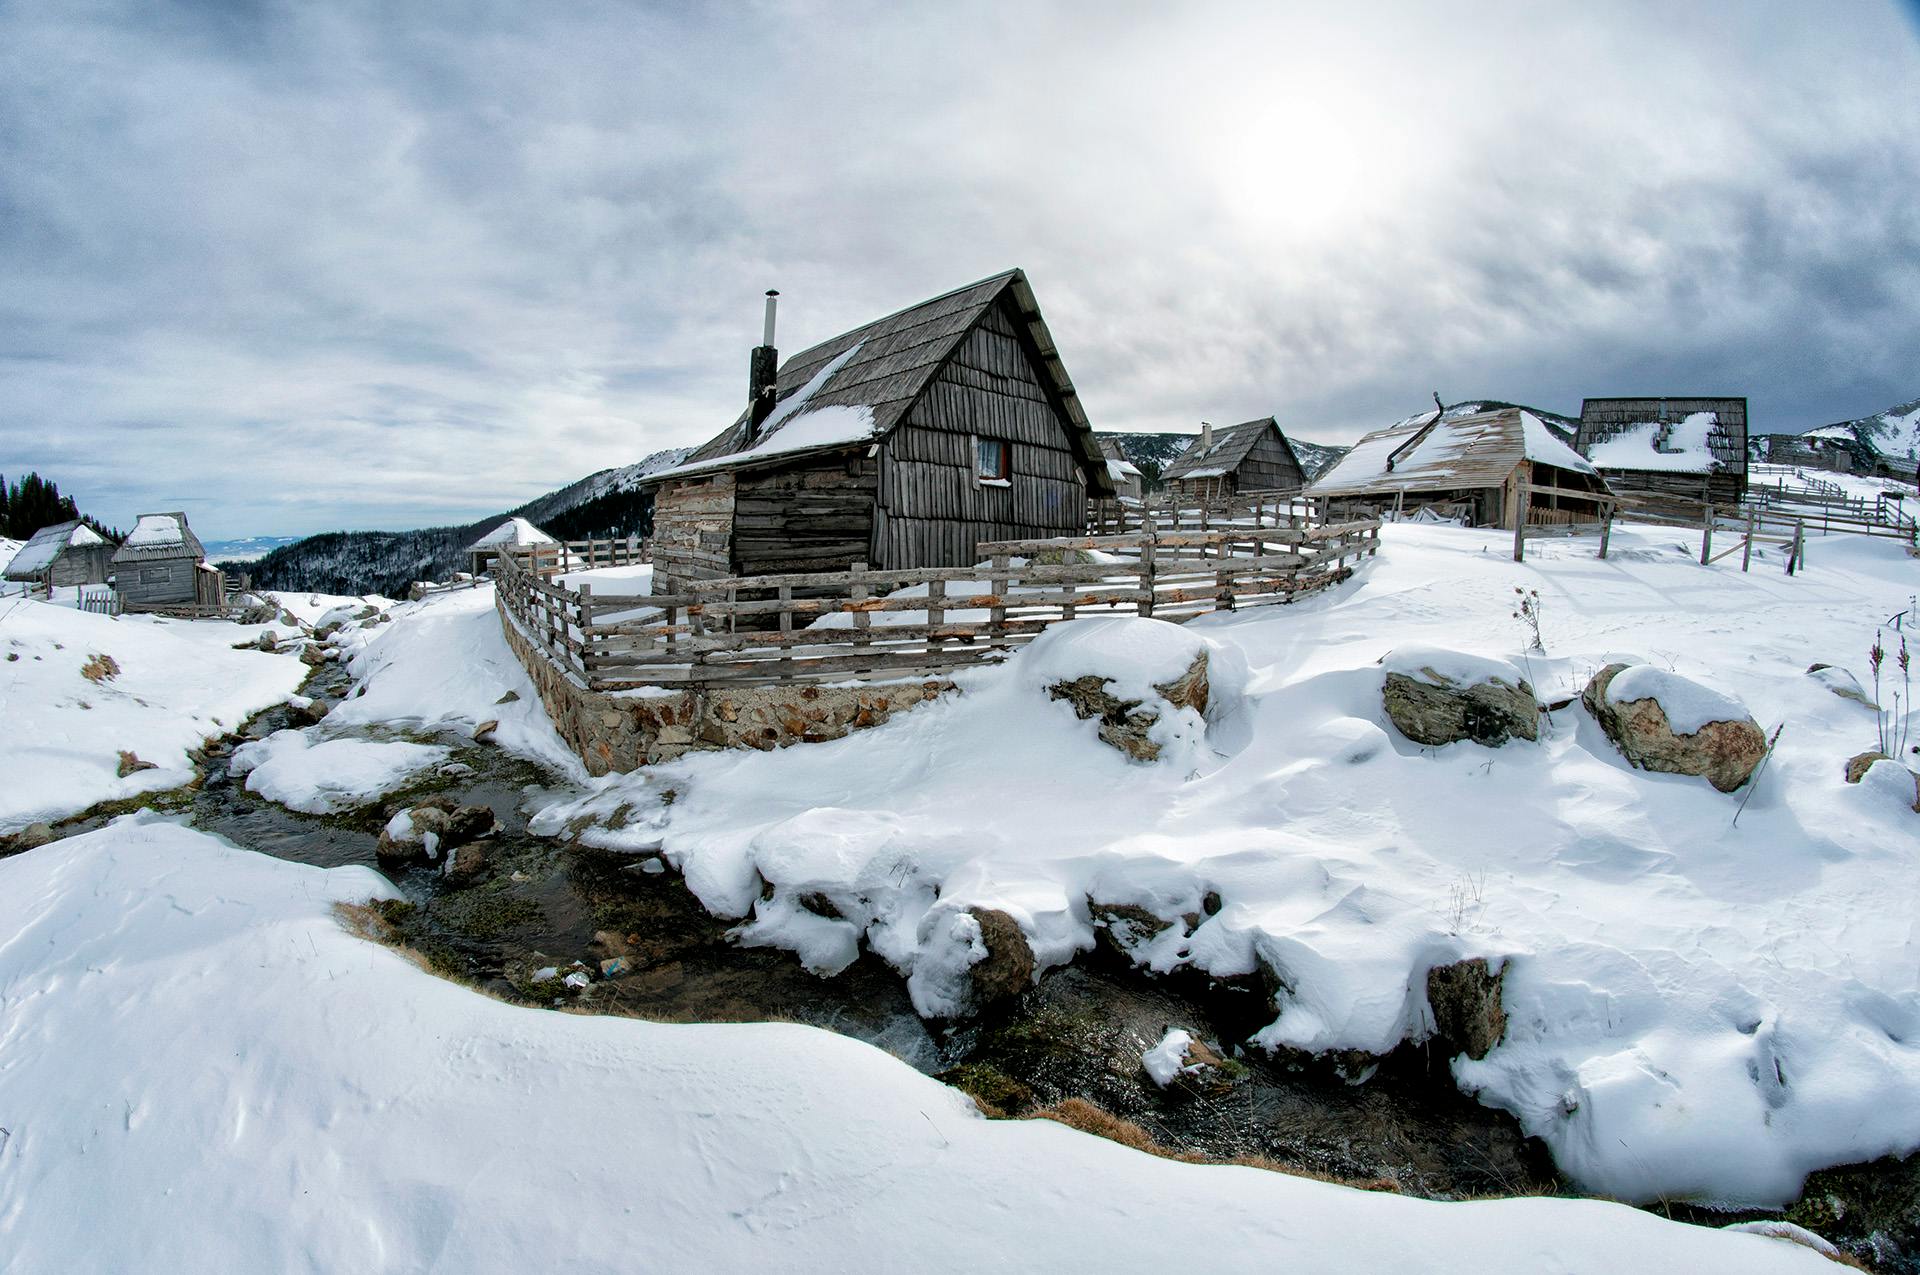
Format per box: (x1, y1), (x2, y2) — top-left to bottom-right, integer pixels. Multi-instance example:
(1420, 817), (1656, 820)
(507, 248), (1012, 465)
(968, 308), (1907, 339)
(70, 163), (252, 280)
(0, 597), (308, 831)
(528, 521), (1920, 1208)
(0, 818), (1836, 1273)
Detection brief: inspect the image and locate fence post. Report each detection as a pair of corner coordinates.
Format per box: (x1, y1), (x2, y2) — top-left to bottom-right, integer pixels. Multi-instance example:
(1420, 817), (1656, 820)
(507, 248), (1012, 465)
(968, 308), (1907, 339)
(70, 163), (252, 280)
(578, 581), (592, 678)
(1138, 527), (1157, 618)
(989, 553), (1009, 648)
(1512, 483), (1530, 563)
(1599, 501), (1613, 559)
(850, 564), (871, 650)
(927, 578), (947, 651)
(1788, 518), (1805, 574)
(1742, 509), (1756, 572)
(1700, 504), (1714, 565)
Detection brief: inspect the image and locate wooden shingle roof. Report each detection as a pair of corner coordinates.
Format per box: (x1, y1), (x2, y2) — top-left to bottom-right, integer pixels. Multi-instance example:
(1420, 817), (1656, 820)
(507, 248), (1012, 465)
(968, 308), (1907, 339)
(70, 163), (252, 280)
(651, 270), (1111, 494)
(1576, 397), (1748, 476)
(1309, 407), (1601, 498)
(1161, 417), (1304, 482)
(4, 520), (107, 580)
(110, 512), (206, 563)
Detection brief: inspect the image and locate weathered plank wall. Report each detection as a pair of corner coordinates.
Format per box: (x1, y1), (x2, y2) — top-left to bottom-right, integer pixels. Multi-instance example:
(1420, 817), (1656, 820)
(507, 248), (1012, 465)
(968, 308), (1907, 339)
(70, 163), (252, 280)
(1236, 430), (1307, 493)
(732, 454), (878, 576)
(876, 296), (1087, 567)
(49, 545), (112, 588)
(114, 556), (199, 606)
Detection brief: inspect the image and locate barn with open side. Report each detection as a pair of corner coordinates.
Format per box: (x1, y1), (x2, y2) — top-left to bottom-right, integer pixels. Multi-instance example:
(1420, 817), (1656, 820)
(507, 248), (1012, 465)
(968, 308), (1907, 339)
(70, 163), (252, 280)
(1160, 417), (1310, 503)
(642, 269), (1113, 594)
(1308, 406), (1612, 526)
(468, 517), (564, 577)
(3, 520), (112, 590)
(1575, 397), (1748, 505)
(111, 512), (220, 610)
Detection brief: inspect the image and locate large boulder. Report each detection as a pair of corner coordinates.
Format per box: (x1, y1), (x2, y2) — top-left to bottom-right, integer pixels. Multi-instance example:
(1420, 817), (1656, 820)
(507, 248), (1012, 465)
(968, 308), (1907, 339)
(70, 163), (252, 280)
(1380, 647), (1538, 747)
(1845, 753), (1920, 813)
(906, 905), (1036, 1017)
(1426, 958), (1508, 1060)
(1027, 617), (1245, 766)
(1582, 663), (1767, 792)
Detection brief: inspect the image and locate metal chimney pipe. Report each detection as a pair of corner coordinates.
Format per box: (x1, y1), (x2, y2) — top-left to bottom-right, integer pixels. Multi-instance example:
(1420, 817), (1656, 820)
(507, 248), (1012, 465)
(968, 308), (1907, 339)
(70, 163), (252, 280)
(747, 289), (781, 441)
(762, 289), (779, 347)
(1199, 421), (1213, 451)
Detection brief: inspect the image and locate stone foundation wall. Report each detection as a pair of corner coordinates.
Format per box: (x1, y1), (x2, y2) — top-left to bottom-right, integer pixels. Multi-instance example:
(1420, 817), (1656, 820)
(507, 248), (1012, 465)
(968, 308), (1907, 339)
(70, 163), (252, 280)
(497, 596), (954, 775)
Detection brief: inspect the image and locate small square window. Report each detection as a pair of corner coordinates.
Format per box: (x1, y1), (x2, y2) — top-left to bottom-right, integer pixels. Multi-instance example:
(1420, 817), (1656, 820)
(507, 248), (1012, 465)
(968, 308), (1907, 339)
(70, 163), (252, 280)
(975, 438), (1010, 481)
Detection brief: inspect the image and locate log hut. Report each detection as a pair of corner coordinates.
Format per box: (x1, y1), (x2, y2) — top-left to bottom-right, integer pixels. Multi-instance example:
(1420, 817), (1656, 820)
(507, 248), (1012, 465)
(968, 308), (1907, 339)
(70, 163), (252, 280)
(1308, 406), (1612, 526)
(111, 512), (221, 610)
(3, 520), (112, 590)
(1160, 417), (1309, 503)
(1576, 397), (1748, 505)
(642, 270), (1112, 594)
(1097, 437), (1144, 501)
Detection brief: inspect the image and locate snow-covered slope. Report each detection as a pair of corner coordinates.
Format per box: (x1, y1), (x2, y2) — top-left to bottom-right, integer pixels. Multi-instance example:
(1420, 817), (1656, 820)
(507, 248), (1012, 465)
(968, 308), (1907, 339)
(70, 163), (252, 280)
(1806, 395), (1920, 466)
(0, 819), (1835, 1274)
(530, 521), (1920, 1209)
(0, 599), (308, 831)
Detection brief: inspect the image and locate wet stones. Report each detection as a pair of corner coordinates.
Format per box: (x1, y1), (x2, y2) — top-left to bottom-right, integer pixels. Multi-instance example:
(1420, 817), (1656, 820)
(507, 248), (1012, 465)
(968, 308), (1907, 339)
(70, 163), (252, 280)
(116, 750), (158, 778)
(1425, 958), (1508, 1061)
(968, 907), (1036, 1005)
(1380, 648), (1537, 748)
(376, 797), (499, 872)
(1582, 663), (1766, 792)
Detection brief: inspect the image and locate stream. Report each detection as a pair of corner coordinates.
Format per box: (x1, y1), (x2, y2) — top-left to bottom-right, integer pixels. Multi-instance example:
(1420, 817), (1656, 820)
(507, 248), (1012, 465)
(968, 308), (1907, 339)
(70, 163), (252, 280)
(32, 661), (1920, 1267)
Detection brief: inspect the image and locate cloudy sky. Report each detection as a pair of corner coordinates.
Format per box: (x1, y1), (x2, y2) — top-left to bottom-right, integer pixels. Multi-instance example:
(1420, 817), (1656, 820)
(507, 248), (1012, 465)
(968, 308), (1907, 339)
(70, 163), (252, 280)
(4, 1), (1919, 538)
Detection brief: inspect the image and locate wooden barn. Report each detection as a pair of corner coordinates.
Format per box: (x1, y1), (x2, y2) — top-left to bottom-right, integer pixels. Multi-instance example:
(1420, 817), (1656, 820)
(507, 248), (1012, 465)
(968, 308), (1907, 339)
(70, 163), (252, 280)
(1160, 417), (1309, 502)
(643, 270), (1112, 593)
(3, 520), (112, 590)
(1576, 397), (1748, 505)
(111, 512), (221, 610)
(1308, 406), (1612, 526)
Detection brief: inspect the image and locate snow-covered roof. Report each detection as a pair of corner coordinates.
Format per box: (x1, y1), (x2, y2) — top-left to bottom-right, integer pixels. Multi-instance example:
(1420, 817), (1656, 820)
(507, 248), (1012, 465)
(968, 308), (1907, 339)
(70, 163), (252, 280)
(1309, 407), (1598, 498)
(646, 270), (1112, 496)
(3, 521), (108, 579)
(1582, 413), (1720, 475)
(468, 517), (559, 551)
(111, 512), (206, 563)
(1105, 458), (1140, 482)
(1161, 417), (1305, 484)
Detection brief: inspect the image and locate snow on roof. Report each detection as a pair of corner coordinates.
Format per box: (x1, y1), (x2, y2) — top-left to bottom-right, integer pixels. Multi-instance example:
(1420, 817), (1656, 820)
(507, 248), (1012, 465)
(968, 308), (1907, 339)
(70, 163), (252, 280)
(113, 512), (207, 563)
(468, 517), (558, 551)
(4, 521), (108, 579)
(1583, 412), (1721, 474)
(647, 342), (879, 482)
(125, 514), (184, 547)
(1309, 408), (1595, 497)
(1104, 459), (1139, 483)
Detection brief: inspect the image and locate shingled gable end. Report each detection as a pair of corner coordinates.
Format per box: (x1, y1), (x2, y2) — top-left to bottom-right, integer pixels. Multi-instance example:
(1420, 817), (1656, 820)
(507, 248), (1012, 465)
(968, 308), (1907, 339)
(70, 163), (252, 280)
(643, 270), (1112, 594)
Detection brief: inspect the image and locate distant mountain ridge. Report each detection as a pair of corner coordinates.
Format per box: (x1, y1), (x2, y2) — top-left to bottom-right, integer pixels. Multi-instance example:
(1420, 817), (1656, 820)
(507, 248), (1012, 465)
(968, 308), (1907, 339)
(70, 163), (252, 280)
(245, 447), (691, 596)
(1802, 395), (1920, 468)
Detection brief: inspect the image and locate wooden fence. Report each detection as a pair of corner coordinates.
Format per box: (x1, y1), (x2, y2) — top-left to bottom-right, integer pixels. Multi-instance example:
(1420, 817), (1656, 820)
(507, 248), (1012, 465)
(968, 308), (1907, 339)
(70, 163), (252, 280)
(1089, 489), (1318, 535)
(494, 519), (1380, 691)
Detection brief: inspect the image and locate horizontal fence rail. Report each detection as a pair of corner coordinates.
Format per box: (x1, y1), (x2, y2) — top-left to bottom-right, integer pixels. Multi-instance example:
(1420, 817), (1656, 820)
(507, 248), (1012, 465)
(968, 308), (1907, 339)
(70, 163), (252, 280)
(494, 520), (1380, 692)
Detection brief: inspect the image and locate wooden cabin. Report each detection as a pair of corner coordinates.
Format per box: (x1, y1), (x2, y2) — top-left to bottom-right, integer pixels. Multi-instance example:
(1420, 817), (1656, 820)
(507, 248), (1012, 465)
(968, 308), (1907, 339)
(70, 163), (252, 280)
(3, 520), (112, 590)
(1160, 417), (1309, 503)
(643, 270), (1112, 593)
(1097, 437), (1144, 500)
(1576, 397), (1748, 505)
(1308, 406), (1612, 526)
(111, 512), (221, 610)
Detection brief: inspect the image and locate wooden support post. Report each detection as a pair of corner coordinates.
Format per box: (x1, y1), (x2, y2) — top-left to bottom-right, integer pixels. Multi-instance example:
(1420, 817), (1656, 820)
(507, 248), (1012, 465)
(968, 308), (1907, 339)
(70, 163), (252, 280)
(1742, 509), (1756, 572)
(1512, 478), (1531, 563)
(578, 581), (592, 673)
(777, 584), (792, 632)
(1599, 502), (1614, 559)
(1788, 518), (1805, 575)
(1700, 504), (1714, 565)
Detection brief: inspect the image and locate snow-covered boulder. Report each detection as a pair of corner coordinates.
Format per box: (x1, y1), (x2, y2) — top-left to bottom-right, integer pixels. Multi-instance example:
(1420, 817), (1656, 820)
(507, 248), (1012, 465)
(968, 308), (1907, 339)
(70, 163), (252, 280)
(1806, 663), (1876, 708)
(905, 905), (1035, 1018)
(1425, 958), (1508, 1060)
(1142, 1027), (1240, 1096)
(1582, 664), (1767, 793)
(1844, 754), (1920, 814)
(1023, 617), (1246, 764)
(230, 730), (451, 815)
(377, 797), (498, 865)
(1380, 646), (1537, 747)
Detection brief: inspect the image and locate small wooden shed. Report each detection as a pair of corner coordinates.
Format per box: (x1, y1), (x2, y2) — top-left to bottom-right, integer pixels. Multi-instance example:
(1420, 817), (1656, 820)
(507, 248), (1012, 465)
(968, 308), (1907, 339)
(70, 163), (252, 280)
(3, 520), (112, 590)
(112, 512), (220, 610)
(1097, 437), (1144, 500)
(468, 516), (565, 577)
(1576, 397), (1748, 505)
(1161, 417), (1309, 503)
(1309, 406), (1611, 527)
(643, 269), (1112, 594)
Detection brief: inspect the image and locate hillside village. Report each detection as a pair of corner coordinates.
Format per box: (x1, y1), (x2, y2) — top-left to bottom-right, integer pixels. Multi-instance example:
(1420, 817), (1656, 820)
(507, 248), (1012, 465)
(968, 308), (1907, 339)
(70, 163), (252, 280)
(7, 5), (1920, 1273)
(5, 268), (1920, 1273)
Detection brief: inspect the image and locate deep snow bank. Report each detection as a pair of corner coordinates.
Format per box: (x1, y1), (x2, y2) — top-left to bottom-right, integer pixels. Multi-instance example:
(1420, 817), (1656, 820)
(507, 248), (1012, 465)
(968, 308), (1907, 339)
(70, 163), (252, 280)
(533, 522), (1920, 1208)
(0, 819), (1833, 1273)
(0, 598), (307, 831)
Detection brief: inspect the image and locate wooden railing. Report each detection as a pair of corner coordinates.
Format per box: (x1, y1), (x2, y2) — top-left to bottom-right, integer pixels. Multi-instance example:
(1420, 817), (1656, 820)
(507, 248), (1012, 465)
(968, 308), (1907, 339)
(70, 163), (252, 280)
(494, 520), (1381, 691)
(1089, 489), (1317, 535)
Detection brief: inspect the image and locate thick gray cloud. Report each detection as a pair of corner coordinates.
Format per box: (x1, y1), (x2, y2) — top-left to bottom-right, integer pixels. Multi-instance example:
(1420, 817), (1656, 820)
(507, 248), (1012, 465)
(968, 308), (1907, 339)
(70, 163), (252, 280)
(2, 0), (1917, 536)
